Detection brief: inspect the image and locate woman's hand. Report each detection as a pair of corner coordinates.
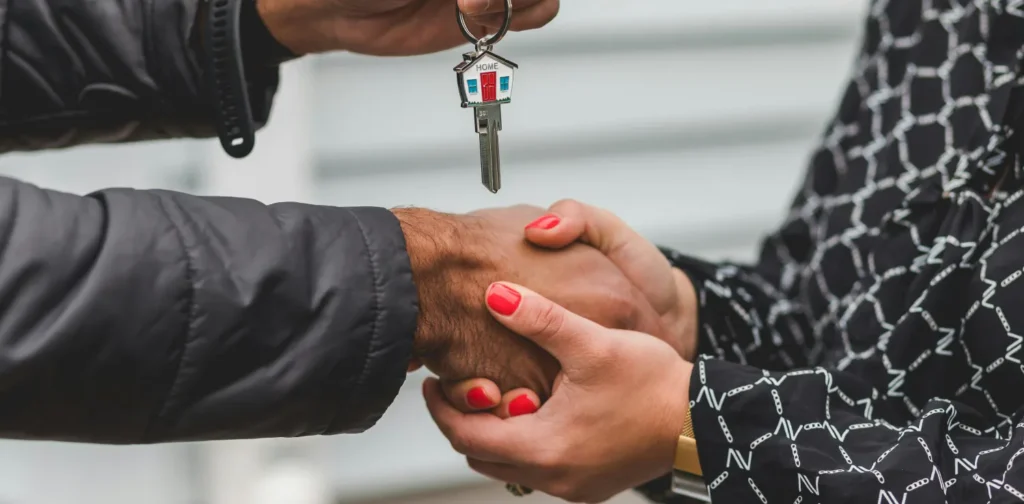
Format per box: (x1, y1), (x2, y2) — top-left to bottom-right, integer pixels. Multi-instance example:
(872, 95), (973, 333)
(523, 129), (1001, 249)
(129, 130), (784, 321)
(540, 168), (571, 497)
(424, 282), (693, 503)
(258, 0), (560, 56)
(524, 200), (699, 361)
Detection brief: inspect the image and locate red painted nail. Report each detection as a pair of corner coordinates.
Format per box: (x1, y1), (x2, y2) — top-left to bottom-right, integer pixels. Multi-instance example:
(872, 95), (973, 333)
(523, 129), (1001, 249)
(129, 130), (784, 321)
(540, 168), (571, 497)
(486, 283), (522, 316)
(525, 214), (561, 231)
(466, 387), (492, 409)
(508, 395), (538, 417)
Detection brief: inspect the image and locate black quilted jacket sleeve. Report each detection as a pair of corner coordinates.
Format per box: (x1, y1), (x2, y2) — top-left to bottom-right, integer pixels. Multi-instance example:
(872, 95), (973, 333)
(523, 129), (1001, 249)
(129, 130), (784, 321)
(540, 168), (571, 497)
(0, 177), (419, 443)
(0, 1), (421, 444)
(0, 0), (279, 150)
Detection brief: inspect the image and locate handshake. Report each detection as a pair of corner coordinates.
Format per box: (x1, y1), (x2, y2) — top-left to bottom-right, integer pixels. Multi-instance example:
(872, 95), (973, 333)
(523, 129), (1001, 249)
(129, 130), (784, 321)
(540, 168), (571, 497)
(394, 200), (699, 407)
(394, 200), (702, 502)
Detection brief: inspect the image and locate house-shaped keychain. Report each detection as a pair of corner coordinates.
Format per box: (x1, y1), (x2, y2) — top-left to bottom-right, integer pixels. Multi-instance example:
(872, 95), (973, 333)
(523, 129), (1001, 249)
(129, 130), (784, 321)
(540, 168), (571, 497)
(454, 50), (518, 108)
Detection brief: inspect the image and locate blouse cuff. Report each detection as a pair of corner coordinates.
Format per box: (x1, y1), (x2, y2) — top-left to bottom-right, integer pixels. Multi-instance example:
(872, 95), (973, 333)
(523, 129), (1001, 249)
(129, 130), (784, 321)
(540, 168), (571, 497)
(658, 246), (725, 359)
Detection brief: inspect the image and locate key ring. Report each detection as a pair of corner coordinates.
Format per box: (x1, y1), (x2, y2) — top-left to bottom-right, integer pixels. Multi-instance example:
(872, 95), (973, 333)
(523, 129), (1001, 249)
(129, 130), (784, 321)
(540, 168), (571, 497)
(457, 0), (513, 52)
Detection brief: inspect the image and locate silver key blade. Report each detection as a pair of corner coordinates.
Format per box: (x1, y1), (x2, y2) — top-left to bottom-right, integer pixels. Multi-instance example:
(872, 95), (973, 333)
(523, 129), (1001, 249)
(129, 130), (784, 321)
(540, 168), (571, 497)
(475, 105), (503, 193)
(479, 129), (501, 193)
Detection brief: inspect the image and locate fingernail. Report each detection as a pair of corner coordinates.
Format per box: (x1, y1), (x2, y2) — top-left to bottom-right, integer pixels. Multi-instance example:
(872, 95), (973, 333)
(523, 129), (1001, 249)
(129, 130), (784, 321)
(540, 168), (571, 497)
(466, 387), (493, 409)
(486, 283), (522, 316)
(508, 395), (538, 417)
(525, 214), (560, 231)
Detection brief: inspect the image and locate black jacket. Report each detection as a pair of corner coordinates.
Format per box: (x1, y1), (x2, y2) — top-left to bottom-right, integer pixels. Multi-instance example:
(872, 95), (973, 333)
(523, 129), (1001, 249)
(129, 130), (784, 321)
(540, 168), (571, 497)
(0, 0), (418, 443)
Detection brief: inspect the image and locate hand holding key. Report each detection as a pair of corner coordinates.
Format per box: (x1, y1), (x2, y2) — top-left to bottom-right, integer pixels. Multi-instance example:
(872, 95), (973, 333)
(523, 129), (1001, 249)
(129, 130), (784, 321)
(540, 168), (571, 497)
(257, 0), (558, 57)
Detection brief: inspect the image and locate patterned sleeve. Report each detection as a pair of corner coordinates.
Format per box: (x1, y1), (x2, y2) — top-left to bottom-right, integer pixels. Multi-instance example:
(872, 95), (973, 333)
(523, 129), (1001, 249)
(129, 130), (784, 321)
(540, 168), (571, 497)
(631, 109), (841, 502)
(632, 182), (829, 503)
(637, 245), (1024, 504)
(653, 72), (865, 372)
(685, 357), (1024, 503)
(660, 243), (816, 372)
(636, 145), (1024, 504)
(635, 0), (1024, 499)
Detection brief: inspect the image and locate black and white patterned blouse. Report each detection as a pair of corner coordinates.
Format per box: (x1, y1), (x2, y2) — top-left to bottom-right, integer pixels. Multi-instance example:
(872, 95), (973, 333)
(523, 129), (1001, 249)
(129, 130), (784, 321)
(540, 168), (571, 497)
(642, 2), (1024, 503)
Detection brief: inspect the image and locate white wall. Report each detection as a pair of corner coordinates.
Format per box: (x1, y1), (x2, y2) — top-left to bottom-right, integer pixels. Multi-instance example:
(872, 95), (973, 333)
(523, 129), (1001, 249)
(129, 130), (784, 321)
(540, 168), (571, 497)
(0, 1), (866, 502)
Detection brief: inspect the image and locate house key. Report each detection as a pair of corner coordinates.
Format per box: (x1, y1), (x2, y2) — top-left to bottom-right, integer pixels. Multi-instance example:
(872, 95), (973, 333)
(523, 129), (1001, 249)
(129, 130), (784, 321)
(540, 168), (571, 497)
(454, 0), (518, 193)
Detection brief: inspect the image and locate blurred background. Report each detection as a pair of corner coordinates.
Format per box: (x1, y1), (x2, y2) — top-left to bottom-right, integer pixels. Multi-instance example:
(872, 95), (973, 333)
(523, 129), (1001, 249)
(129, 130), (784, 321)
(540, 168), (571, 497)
(0, 1), (866, 502)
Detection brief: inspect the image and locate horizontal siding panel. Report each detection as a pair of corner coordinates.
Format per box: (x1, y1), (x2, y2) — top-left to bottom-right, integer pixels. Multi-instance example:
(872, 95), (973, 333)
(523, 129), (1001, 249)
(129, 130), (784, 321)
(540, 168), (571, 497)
(311, 41), (858, 163)
(544, 0), (866, 34)
(313, 139), (812, 261)
(0, 139), (203, 195)
(0, 441), (194, 504)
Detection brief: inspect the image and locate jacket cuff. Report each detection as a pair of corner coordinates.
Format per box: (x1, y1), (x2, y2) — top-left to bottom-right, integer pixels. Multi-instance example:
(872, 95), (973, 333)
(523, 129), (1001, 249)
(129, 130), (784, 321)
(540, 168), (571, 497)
(238, 0), (290, 129)
(166, 0), (286, 133)
(242, 0), (299, 69)
(325, 207), (419, 434)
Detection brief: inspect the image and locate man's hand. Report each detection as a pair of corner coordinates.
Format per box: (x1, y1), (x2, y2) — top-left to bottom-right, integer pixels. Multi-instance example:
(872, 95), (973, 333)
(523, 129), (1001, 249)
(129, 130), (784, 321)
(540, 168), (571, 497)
(392, 206), (666, 398)
(257, 0), (560, 56)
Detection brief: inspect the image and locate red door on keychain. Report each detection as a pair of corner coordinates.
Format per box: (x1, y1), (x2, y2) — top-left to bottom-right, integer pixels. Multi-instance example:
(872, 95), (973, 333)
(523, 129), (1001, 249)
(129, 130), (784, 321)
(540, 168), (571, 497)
(480, 72), (497, 102)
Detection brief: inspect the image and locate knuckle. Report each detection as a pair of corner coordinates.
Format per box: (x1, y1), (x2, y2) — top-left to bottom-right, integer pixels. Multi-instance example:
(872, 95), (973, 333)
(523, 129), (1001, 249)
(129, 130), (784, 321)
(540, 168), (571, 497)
(621, 301), (641, 331)
(565, 492), (589, 503)
(606, 290), (639, 330)
(549, 480), (585, 502)
(530, 449), (560, 472)
(448, 433), (476, 455)
(529, 441), (569, 471)
(448, 438), (466, 455)
(511, 203), (544, 213)
(530, 301), (567, 338)
(537, 0), (560, 27)
(587, 339), (617, 366)
(575, 284), (639, 332)
(551, 198), (583, 216)
(465, 457), (484, 473)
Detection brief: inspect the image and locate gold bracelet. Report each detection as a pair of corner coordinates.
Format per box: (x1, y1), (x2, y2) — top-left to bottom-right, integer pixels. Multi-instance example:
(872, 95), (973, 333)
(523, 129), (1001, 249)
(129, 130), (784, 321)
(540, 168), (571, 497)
(674, 407), (702, 477)
(680, 406), (695, 438)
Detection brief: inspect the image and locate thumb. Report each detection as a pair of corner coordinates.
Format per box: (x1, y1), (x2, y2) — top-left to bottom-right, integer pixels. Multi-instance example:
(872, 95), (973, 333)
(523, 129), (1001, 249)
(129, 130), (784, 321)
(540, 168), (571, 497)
(457, 0), (491, 16)
(525, 199), (662, 262)
(525, 200), (676, 312)
(535, 200), (658, 256)
(484, 282), (607, 363)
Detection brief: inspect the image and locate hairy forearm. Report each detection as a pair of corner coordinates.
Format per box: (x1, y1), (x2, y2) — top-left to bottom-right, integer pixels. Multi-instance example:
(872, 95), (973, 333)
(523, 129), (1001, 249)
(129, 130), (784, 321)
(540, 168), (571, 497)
(392, 208), (487, 356)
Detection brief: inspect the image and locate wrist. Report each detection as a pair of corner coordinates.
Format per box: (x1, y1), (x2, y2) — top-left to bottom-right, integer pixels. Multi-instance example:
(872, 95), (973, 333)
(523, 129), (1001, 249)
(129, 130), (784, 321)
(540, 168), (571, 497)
(190, 0), (295, 71)
(246, 0), (298, 66)
(392, 208), (488, 358)
(655, 358), (692, 471)
(671, 360), (701, 476)
(255, 0), (334, 55)
(671, 268), (700, 361)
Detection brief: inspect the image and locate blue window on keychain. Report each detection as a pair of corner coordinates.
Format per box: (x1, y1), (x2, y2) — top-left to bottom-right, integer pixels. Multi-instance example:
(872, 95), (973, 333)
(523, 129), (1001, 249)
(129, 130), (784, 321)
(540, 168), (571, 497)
(500, 76), (510, 92)
(468, 79), (479, 94)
